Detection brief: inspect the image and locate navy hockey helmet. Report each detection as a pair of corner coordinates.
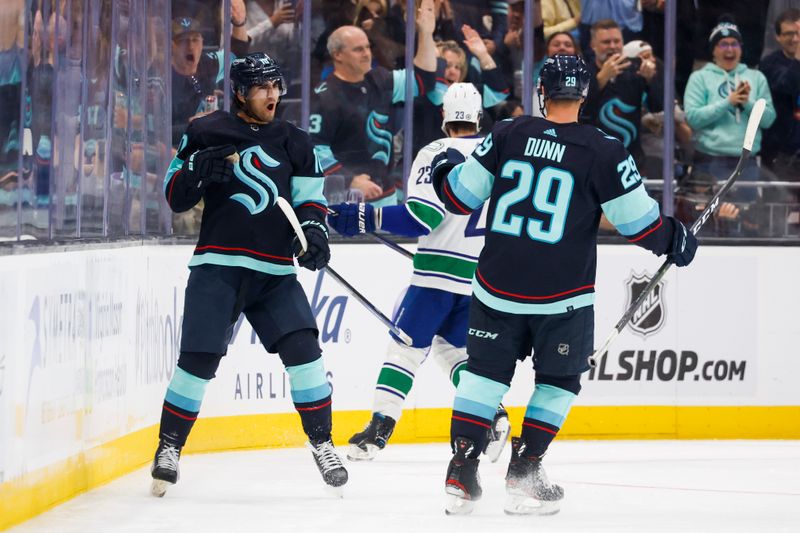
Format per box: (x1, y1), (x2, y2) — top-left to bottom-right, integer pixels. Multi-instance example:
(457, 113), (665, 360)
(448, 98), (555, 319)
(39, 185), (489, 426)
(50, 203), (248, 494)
(537, 54), (590, 111)
(230, 52), (287, 101)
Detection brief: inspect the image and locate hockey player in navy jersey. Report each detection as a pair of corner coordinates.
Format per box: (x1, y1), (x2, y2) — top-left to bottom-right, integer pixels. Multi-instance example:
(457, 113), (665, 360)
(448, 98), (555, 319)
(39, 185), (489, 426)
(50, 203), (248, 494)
(152, 53), (347, 497)
(430, 55), (697, 515)
(326, 83), (510, 462)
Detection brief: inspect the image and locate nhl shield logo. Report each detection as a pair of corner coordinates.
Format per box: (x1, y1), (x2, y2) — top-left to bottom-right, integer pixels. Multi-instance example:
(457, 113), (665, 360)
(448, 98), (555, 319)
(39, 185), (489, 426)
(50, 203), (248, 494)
(626, 272), (665, 337)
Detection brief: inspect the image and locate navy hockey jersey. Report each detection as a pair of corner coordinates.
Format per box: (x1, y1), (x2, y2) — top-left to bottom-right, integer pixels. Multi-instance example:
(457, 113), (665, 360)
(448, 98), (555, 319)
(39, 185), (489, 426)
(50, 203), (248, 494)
(439, 116), (674, 315)
(163, 111), (327, 275)
(581, 61), (663, 161)
(310, 66), (435, 202)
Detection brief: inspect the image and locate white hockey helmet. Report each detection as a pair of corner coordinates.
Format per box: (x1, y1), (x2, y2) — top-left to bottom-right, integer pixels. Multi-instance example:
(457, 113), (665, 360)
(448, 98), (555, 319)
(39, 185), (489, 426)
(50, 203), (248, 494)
(441, 82), (483, 134)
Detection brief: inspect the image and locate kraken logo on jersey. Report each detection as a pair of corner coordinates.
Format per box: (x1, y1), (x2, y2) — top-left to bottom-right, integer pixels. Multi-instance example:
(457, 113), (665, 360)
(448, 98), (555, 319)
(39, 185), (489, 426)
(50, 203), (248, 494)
(230, 146), (280, 215)
(717, 79), (737, 99)
(599, 98), (638, 148)
(366, 111), (392, 164)
(626, 272), (665, 337)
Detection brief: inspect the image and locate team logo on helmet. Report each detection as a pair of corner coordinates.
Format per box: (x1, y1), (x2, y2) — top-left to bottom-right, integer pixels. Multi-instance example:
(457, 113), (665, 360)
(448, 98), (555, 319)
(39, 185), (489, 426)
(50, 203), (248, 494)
(625, 272), (666, 337)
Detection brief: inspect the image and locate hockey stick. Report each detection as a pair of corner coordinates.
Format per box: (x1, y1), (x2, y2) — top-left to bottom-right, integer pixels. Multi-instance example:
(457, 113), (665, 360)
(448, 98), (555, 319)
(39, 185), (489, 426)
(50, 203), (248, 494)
(370, 232), (415, 260)
(326, 207), (415, 260)
(277, 197), (414, 345)
(587, 98), (767, 369)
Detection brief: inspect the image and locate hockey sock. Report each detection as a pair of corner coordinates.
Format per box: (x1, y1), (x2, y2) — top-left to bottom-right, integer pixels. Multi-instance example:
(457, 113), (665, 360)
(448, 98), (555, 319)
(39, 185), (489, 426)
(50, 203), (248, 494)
(159, 366), (211, 446)
(520, 375), (580, 457)
(286, 357), (333, 442)
(430, 336), (468, 387)
(451, 370), (509, 458)
(373, 340), (428, 421)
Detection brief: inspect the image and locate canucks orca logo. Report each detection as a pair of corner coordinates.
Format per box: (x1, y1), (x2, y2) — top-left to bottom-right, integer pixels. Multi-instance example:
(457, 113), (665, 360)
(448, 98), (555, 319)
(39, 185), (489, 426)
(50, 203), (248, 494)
(599, 98), (637, 148)
(626, 272), (666, 337)
(231, 146), (280, 215)
(366, 111), (391, 164)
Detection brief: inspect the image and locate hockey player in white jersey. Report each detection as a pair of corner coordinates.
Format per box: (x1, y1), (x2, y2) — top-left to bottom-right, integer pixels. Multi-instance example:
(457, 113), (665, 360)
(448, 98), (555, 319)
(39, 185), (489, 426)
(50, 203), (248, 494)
(327, 83), (510, 461)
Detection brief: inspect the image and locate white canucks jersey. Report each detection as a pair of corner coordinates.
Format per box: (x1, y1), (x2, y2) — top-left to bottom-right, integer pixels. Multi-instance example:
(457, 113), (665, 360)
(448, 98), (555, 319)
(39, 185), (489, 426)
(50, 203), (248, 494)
(404, 136), (486, 295)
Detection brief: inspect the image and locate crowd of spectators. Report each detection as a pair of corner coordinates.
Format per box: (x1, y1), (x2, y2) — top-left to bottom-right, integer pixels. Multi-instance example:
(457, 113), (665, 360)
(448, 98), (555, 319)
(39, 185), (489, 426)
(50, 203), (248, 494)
(1, 0), (799, 240)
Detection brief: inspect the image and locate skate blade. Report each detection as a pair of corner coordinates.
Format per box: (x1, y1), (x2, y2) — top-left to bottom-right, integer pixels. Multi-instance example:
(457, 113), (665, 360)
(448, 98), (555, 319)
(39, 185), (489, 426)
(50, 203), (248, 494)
(150, 479), (173, 498)
(346, 443), (378, 461)
(503, 494), (560, 516)
(484, 417), (511, 463)
(445, 486), (476, 515)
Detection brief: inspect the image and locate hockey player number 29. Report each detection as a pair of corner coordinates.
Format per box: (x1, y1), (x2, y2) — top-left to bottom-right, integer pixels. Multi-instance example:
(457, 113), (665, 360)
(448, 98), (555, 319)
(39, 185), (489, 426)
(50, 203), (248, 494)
(491, 160), (574, 244)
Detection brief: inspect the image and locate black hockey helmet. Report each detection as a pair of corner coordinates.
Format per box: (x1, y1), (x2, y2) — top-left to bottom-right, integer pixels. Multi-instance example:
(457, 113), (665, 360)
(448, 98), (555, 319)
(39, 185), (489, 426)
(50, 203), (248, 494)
(537, 54), (590, 103)
(230, 52), (287, 101)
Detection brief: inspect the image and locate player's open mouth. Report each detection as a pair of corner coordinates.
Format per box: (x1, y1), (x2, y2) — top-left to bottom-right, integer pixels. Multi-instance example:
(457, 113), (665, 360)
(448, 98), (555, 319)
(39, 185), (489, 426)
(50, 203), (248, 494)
(186, 53), (195, 62)
(266, 102), (276, 111)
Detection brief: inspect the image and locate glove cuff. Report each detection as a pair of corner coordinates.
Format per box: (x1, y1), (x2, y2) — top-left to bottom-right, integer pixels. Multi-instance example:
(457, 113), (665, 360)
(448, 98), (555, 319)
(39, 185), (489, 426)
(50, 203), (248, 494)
(374, 207), (382, 230)
(301, 219), (329, 238)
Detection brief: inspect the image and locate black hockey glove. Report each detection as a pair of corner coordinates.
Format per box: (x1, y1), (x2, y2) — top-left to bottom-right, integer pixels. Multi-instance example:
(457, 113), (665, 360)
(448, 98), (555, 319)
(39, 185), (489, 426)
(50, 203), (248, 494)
(430, 148), (466, 203)
(293, 220), (331, 271)
(666, 217), (697, 267)
(326, 202), (376, 236)
(182, 144), (237, 189)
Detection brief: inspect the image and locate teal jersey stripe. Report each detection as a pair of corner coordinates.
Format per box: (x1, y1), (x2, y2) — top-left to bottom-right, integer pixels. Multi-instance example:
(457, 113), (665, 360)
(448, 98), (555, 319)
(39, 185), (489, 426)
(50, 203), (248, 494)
(169, 367), (210, 400)
(449, 158), (494, 210)
(526, 383), (577, 428)
(211, 50), (225, 83)
(163, 154), (184, 193)
(391, 69), (420, 104)
(292, 176), (327, 206)
(473, 280), (595, 315)
(455, 370), (509, 406)
(406, 200), (444, 232)
(601, 184), (661, 236)
(313, 145), (339, 172)
(291, 382), (332, 404)
(427, 81), (447, 106)
(413, 253), (477, 280)
(165, 389), (202, 412)
(483, 84), (509, 108)
(189, 253), (296, 276)
(286, 358), (329, 391)
(454, 397), (498, 421)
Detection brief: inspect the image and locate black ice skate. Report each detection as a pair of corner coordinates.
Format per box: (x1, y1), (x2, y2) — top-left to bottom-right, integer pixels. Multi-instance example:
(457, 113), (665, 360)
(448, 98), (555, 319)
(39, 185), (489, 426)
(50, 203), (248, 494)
(347, 413), (396, 461)
(504, 437), (563, 515)
(483, 404), (511, 463)
(150, 440), (182, 497)
(444, 437), (482, 515)
(308, 438), (349, 495)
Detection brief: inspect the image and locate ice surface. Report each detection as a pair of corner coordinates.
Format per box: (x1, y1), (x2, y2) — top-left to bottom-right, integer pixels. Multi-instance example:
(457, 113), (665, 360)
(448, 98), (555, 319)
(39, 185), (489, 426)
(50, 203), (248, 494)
(9, 440), (800, 533)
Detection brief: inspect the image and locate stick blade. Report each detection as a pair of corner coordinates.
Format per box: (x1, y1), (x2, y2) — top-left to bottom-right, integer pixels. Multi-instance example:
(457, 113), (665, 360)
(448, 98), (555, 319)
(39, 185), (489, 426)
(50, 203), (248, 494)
(743, 98), (767, 152)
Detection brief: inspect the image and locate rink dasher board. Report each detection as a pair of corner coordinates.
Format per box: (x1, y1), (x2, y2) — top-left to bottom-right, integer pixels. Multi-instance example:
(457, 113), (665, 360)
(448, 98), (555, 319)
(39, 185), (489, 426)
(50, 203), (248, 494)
(0, 242), (798, 529)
